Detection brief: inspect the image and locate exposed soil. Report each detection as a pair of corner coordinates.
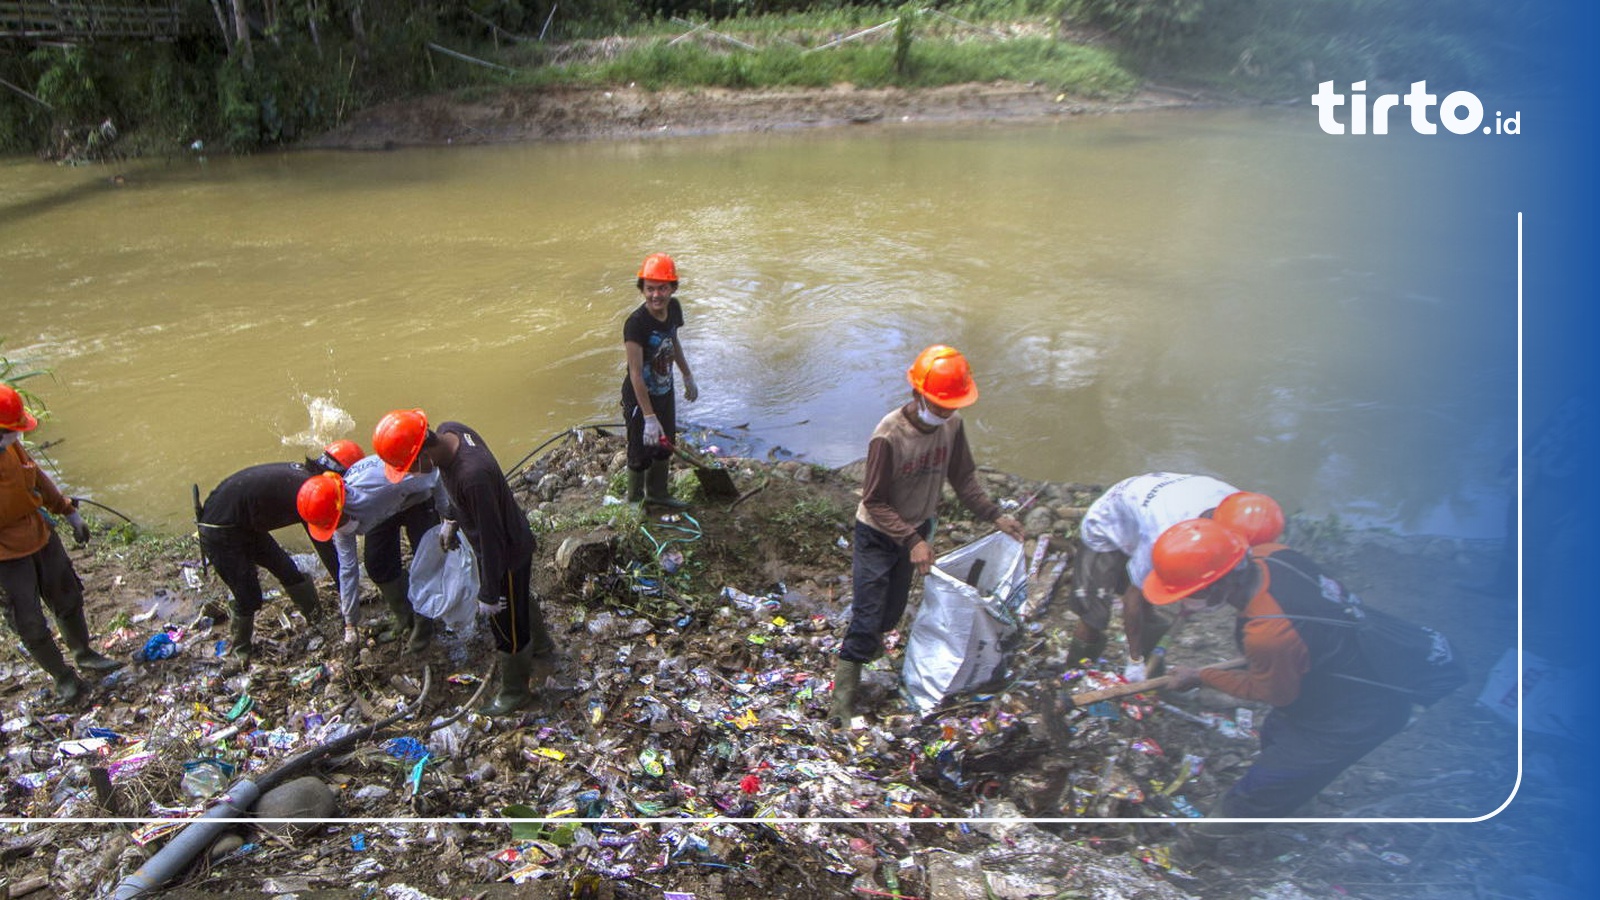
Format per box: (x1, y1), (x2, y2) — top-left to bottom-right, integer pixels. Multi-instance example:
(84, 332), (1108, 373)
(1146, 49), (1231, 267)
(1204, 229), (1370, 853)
(300, 83), (1210, 150)
(0, 427), (1543, 900)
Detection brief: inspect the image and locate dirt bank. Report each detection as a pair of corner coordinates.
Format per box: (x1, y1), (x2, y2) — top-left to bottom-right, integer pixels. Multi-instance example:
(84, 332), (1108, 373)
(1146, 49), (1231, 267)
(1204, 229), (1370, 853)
(301, 83), (1209, 150)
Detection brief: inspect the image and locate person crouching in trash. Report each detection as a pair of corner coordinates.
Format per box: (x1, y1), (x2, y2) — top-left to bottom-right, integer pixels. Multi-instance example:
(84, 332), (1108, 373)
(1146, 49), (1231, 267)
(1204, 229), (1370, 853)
(828, 345), (1025, 729)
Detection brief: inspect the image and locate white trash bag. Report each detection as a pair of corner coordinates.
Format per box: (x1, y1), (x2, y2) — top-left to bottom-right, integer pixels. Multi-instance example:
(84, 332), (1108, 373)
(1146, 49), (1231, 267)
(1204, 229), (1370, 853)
(902, 532), (1027, 715)
(409, 525), (479, 638)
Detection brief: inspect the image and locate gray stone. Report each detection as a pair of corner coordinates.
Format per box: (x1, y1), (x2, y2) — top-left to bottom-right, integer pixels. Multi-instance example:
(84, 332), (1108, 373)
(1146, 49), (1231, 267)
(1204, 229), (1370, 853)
(253, 776), (338, 837)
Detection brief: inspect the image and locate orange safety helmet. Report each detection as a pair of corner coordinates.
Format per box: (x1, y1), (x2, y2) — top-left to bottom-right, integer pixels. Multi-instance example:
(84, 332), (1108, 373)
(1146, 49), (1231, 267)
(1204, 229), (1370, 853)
(1214, 491), (1285, 546)
(297, 472), (347, 542)
(320, 439), (366, 474)
(907, 344), (979, 409)
(0, 384), (39, 433)
(1143, 518), (1249, 605)
(637, 252), (678, 285)
(373, 409), (429, 483)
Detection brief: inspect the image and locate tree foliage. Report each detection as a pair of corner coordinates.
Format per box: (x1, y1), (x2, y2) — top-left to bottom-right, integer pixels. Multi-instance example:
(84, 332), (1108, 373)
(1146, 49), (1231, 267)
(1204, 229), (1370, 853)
(0, 0), (1532, 155)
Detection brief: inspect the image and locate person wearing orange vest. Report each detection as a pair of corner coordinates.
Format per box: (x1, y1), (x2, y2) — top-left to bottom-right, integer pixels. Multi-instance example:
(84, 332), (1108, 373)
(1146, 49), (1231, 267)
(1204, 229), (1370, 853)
(828, 346), (1025, 728)
(0, 385), (123, 704)
(1149, 519), (1414, 828)
(622, 252), (701, 508)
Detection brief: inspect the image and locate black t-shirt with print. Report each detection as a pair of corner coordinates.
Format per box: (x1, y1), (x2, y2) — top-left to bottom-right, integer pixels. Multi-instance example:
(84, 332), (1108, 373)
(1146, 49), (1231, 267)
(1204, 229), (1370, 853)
(621, 297), (684, 401)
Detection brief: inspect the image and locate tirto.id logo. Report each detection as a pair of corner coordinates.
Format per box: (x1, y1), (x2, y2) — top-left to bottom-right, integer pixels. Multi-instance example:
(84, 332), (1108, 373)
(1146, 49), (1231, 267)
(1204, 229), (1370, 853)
(1312, 81), (1521, 136)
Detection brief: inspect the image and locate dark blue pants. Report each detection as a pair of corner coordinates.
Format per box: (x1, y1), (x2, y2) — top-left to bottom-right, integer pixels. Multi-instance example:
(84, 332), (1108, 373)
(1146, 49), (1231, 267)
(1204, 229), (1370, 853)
(840, 519), (932, 663)
(1216, 694), (1413, 817)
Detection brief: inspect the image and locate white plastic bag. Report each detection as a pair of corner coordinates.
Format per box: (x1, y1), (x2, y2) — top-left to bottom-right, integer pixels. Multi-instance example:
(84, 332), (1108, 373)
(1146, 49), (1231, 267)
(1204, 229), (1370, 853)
(902, 532), (1026, 715)
(409, 525), (479, 638)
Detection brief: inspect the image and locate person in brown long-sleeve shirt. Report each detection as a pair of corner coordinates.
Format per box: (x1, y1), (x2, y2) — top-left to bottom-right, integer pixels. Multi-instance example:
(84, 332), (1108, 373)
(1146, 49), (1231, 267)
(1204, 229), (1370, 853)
(828, 346), (1024, 728)
(0, 385), (122, 704)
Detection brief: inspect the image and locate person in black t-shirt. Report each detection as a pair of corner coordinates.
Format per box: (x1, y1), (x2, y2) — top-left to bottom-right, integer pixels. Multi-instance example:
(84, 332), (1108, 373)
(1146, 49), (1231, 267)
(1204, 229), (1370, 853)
(373, 409), (557, 716)
(621, 252), (700, 508)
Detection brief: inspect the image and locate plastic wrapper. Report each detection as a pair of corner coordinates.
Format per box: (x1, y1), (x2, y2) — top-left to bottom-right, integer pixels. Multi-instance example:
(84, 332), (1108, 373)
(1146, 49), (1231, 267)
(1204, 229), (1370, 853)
(902, 532), (1025, 714)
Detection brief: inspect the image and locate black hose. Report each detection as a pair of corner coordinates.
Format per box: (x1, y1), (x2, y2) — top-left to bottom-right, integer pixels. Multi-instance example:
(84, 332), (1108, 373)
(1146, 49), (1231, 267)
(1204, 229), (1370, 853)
(503, 422), (623, 480)
(70, 496), (138, 526)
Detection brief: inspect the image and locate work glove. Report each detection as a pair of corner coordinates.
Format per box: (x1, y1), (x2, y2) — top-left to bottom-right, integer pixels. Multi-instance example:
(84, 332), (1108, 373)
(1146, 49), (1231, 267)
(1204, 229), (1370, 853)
(642, 414), (665, 448)
(476, 597), (507, 617)
(66, 508), (91, 545)
(439, 519), (460, 552)
(1123, 658), (1148, 684)
(683, 374), (699, 403)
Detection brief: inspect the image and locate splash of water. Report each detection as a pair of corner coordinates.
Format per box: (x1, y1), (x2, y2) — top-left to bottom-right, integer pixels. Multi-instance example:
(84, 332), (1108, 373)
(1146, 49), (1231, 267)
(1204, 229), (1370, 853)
(282, 395), (357, 452)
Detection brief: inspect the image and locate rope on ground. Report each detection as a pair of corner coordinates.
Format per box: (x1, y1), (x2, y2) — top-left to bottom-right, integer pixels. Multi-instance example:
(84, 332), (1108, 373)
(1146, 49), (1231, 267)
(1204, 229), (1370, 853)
(639, 511), (703, 562)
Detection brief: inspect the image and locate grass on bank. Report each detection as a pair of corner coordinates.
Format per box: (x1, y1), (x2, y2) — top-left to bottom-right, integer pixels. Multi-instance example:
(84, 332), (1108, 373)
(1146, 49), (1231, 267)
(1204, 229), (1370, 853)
(544, 35), (1135, 96)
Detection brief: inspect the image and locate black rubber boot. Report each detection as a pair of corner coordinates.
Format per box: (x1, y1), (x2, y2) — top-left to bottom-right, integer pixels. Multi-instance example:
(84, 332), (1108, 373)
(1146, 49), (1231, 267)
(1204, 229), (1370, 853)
(644, 460), (687, 509)
(285, 580), (321, 621)
(1066, 630), (1107, 667)
(481, 647), (534, 716)
(828, 659), (862, 729)
(405, 614), (436, 655)
(626, 468), (645, 503)
(375, 578), (414, 644)
(58, 609), (124, 674)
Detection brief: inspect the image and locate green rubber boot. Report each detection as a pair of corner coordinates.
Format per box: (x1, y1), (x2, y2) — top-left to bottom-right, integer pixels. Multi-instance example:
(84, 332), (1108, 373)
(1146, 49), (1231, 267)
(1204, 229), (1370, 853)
(59, 609), (124, 674)
(375, 578), (414, 644)
(643, 459), (687, 510)
(828, 659), (862, 729)
(285, 579), (321, 621)
(405, 614), (436, 655)
(626, 468), (645, 503)
(481, 647), (535, 717)
(21, 633), (87, 704)
(227, 611), (255, 666)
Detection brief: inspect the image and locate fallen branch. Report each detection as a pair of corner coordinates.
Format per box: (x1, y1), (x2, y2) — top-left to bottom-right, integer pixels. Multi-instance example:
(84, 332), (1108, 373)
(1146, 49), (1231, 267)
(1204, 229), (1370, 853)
(426, 42), (518, 74)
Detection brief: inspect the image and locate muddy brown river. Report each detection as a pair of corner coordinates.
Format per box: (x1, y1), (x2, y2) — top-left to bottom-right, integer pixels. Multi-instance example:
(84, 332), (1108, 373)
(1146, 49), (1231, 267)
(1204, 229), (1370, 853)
(1, 108), (1518, 535)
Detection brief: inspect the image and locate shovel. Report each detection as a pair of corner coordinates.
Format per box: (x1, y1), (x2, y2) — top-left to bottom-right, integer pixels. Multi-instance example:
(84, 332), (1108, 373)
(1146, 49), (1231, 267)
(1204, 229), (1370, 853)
(671, 442), (740, 500)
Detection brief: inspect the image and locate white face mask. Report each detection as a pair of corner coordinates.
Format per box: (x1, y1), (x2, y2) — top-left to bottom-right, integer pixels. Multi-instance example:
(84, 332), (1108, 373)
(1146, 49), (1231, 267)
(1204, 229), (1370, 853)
(0, 432), (19, 450)
(915, 397), (948, 428)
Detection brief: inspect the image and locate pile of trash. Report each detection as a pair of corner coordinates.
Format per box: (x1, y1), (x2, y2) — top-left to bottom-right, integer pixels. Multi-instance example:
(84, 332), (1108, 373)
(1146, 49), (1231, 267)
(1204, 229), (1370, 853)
(0, 429), (1512, 898)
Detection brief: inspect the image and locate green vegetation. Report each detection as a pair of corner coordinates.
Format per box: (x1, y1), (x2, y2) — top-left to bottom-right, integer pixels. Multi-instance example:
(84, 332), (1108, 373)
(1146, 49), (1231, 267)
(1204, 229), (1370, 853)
(0, 0), (1531, 156)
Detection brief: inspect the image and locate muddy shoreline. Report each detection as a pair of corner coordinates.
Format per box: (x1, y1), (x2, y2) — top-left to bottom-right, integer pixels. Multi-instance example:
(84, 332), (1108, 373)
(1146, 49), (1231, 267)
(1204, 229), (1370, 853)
(301, 83), (1216, 150)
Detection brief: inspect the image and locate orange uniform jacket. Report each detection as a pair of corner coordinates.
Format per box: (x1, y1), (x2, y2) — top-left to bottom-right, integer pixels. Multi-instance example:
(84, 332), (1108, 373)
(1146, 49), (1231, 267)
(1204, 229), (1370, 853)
(0, 443), (73, 561)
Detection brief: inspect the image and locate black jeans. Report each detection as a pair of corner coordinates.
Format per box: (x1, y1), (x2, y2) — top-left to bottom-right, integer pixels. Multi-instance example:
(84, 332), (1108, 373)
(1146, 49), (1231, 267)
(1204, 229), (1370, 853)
(481, 559), (554, 656)
(363, 502), (439, 585)
(0, 531), (84, 649)
(623, 386), (675, 471)
(841, 519), (932, 663)
(200, 526), (330, 615)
